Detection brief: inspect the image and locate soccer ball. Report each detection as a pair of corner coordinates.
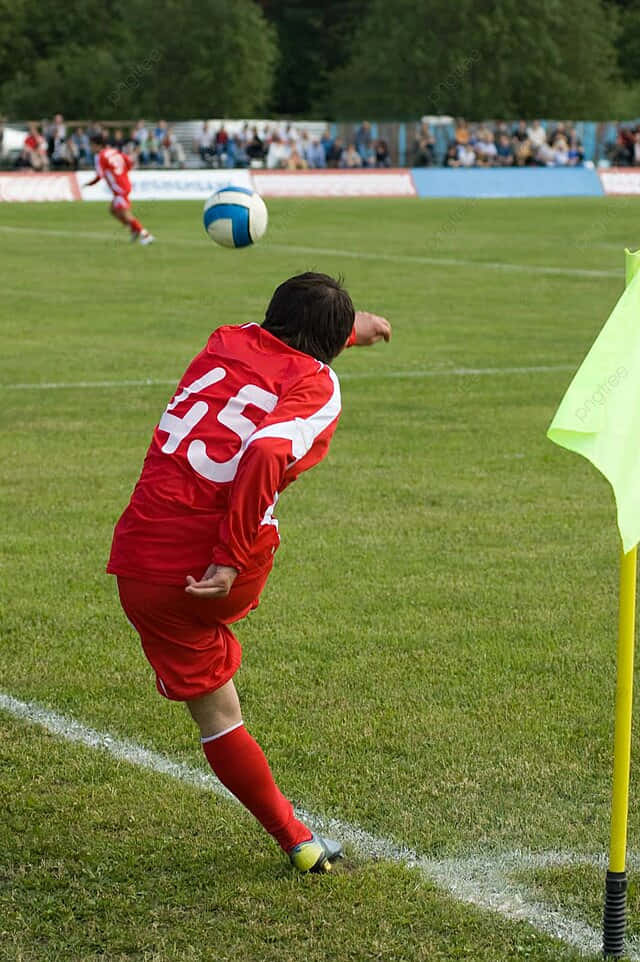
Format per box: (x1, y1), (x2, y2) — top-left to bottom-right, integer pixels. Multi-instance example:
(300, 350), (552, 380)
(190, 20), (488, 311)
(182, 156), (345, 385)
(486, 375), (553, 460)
(203, 186), (268, 248)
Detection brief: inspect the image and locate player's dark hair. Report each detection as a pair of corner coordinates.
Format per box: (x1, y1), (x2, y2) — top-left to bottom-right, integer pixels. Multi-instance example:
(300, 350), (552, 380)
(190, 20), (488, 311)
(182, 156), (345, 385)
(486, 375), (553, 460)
(89, 133), (104, 148)
(262, 272), (355, 365)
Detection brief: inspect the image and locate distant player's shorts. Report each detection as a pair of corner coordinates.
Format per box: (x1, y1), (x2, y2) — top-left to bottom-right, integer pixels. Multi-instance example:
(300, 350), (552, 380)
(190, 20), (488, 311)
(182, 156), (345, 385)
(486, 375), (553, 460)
(117, 561), (272, 701)
(110, 194), (131, 211)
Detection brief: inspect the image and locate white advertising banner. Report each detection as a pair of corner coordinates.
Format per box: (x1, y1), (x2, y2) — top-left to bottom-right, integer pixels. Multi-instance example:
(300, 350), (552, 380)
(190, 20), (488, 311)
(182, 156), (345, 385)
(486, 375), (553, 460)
(599, 169), (640, 195)
(80, 168), (253, 202)
(0, 168), (417, 202)
(252, 170), (417, 197)
(0, 172), (80, 202)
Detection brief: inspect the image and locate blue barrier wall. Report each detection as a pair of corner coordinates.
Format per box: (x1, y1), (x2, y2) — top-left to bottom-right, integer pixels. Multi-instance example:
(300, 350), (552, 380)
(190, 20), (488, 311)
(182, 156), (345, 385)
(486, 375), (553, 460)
(411, 167), (603, 198)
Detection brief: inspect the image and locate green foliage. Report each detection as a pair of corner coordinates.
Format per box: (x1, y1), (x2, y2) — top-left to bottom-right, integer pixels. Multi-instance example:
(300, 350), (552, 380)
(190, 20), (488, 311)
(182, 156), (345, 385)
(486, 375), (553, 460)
(0, 0), (277, 119)
(261, 0), (372, 114)
(326, 0), (620, 119)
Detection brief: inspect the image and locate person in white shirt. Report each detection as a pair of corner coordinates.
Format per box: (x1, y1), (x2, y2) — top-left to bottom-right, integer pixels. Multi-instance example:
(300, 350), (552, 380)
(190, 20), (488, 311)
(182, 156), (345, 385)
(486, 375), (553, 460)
(527, 120), (547, 150)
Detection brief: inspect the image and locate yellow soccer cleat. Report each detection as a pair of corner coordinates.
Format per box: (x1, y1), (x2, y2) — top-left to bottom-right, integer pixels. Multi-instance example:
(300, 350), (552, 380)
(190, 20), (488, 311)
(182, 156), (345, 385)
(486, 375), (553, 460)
(288, 833), (343, 873)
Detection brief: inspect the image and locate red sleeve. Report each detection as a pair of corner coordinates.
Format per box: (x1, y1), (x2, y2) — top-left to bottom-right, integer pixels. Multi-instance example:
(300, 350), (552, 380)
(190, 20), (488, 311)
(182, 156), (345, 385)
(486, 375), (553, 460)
(211, 366), (341, 572)
(124, 153), (134, 170)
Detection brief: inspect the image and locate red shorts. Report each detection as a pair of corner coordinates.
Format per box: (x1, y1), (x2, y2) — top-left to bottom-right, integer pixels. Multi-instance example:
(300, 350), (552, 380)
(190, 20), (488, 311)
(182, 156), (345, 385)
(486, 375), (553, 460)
(117, 562), (272, 701)
(111, 194), (131, 211)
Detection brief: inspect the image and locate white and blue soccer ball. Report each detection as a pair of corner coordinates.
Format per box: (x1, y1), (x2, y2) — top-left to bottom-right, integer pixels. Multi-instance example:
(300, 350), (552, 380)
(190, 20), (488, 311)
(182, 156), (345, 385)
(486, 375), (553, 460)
(203, 185), (268, 248)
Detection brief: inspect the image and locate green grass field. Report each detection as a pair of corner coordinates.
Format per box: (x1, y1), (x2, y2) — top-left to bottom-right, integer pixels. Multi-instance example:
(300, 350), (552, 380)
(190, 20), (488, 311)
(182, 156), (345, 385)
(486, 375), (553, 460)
(2, 196), (640, 961)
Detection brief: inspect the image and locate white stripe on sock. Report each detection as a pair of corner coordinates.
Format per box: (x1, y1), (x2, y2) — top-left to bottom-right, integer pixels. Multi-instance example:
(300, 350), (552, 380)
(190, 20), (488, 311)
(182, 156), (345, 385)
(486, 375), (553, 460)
(200, 720), (244, 744)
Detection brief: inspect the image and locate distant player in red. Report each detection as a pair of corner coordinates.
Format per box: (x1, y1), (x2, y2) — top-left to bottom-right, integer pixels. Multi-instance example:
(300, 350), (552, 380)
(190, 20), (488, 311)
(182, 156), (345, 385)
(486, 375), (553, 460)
(84, 134), (154, 245)
(108, 273), (390, 872)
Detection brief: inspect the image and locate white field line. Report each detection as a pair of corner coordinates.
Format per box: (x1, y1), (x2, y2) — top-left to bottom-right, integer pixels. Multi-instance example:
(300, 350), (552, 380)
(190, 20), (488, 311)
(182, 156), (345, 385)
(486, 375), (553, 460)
(2, 365), (576, 393)
(0, 224), (620, 279)
(1, 690), (633, 960)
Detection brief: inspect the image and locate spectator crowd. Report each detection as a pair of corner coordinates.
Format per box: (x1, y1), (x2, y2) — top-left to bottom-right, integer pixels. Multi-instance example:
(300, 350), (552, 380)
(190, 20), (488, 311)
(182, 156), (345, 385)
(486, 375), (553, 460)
(6, 114), (595, 173)
(412, 117), (586, 168)
(13, 115), (186, 171)
(193, 119), (391, 170)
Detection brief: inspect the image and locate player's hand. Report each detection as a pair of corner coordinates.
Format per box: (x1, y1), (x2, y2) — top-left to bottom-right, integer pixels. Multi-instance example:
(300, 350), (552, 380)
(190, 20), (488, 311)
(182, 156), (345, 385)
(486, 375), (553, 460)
(353, 311), (391, 346)
(185, 564), (238, 598)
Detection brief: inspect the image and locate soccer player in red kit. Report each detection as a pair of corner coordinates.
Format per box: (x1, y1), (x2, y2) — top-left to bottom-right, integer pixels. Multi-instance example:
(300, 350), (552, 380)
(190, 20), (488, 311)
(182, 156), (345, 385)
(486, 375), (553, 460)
(84, 134), (154, 245)
(107, 273), (391, 872)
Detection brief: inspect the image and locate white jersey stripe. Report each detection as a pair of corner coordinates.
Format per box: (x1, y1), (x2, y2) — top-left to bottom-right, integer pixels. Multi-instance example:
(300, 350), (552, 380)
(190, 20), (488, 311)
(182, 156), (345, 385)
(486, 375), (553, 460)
(247, 367), (341, 462)
(104, 169), (125, 195)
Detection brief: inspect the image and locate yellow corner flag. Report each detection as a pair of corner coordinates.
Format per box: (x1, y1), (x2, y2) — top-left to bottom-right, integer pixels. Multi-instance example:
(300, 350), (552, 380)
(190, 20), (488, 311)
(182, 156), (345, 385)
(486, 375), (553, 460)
(547, 249), (640, 553)
(548, 249), (640, 960)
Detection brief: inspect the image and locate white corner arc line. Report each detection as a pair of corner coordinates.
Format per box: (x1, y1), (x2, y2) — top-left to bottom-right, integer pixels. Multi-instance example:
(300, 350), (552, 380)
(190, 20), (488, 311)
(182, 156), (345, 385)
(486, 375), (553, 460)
(1, 365), (576, 393)
(1, 690), (632, 959)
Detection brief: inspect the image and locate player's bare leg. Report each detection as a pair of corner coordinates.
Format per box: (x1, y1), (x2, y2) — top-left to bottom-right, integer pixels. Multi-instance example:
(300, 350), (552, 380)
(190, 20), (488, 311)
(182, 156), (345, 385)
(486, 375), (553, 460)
(187, 680), (342, 872)
(110, 202), (153, 245)
(186, 679), (242, 737)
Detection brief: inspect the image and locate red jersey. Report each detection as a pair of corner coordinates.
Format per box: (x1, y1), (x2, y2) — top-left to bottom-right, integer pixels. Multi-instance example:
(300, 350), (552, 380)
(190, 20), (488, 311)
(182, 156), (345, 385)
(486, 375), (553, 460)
(107, 324), (342, 585)
(95, 146), (133, 197)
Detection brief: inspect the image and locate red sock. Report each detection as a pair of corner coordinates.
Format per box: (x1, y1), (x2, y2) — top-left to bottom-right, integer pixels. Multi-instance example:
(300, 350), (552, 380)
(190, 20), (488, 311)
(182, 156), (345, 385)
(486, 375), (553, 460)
(202, 723), (312, 851)
(129, 217), (143, 233)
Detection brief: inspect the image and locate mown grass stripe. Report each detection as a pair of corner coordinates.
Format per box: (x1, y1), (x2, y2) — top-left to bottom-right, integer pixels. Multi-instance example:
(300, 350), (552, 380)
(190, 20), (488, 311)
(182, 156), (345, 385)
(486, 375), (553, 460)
(1, 689), (633, 960)
(0, 224), (620, 279)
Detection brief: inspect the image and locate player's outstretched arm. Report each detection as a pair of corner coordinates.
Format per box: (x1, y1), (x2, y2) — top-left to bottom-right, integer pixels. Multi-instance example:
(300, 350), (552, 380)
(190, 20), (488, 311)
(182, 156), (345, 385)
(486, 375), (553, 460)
(185, 563), (238, 598)
(352, 310), (391, 346)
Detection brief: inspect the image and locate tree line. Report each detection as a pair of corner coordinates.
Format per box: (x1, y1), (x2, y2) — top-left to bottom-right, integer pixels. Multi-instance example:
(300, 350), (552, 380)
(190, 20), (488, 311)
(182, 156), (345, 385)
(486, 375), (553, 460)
(1, 0), (639, 120)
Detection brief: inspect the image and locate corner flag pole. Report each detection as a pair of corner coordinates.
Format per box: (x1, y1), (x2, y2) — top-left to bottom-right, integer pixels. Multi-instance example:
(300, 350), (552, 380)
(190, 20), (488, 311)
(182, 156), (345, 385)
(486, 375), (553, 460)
(603, 249), (640, 959)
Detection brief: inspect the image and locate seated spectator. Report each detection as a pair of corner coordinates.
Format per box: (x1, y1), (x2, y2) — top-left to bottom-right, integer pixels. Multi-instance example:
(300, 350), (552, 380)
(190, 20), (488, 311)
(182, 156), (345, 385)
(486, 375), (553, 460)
(513, 131), (533, 166)
(50, 135), (74, 169)
(552, 135), (569, 166)
(86, 120), (102, 143)
(374, 139), (391, 167)
(355, 120), (373, 165)
(246, 127), (266, 165)
(512, 119), (529, 145)
(45, 113), (66, 161)
(305, 136), (326, 169)
(456, 142), (476, 167)
(142, 128), (161, 166)
(266, 132), (290, 169)
(443, 143), (460, 167)
(527, 119), (547, 151)
(474, 129), (497, 167)
(536, 140), (556, 165)
(413, 120), (435, 166)
(230, 134), (248, 168)
(326, 136), (344, 167)
(71, 127), (91, 167)
(454, 118), (470, 145)
(153, 120), (168, 166)
(159, 123), (186, 168)
(496, 133), (515, 166)
(194, 121), (215, 166)
(214, 123), (229, 162)
(610, 125), (634, 166)
(108, 128), (127, 151)
(286, 146), (308, 170)
(340, 143), (363, 168)
(132, 119), (150, 163)
(19, 123), (49, 170)
(320, 127), (334, 161)
(568, 132), (584, 166)
(548, 121), (567, 146)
